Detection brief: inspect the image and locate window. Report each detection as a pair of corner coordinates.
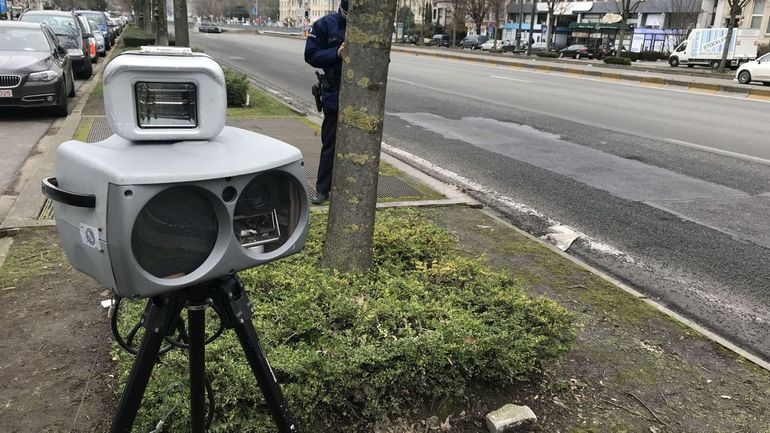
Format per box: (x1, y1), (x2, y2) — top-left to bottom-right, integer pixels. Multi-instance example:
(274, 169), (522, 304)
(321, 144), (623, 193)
(750, 0), (765, 29)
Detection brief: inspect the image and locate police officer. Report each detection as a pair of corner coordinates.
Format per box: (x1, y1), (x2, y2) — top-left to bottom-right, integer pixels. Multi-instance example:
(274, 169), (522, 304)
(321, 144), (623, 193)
(304, 0), (347, 204)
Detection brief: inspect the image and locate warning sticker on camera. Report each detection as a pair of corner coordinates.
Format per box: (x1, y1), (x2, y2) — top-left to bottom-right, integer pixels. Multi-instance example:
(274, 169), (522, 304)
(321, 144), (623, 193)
(80, 223), (101, 250)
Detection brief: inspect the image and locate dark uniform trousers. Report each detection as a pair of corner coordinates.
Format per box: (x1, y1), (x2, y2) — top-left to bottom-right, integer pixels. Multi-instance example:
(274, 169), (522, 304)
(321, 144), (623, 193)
(317, 106), (338, 196)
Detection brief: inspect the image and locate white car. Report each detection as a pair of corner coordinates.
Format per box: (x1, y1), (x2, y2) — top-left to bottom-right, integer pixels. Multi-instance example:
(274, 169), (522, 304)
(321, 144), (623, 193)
(480, 40), (496, 51)
(736, 53), (770, 86)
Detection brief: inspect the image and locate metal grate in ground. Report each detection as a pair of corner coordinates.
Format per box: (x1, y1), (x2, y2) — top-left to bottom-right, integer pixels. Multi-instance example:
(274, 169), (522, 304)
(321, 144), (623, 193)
(38, 197), (54, 220)
(86, 116), (113, 143)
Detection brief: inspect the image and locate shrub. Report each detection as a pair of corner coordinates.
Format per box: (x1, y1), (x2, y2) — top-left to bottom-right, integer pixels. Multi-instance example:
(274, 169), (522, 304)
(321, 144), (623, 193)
(224, 69), (249, 106)
(620, 51), (639, 61)
(114, 209), (575, 432)
(122, 25), (155, 47)
(604, 56), (632, 65)
(638, 51), (667, 62)
(536, 52), (559, 58)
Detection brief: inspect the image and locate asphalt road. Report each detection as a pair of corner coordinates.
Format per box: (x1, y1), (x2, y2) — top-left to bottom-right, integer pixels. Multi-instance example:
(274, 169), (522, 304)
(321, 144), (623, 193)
(192, 32), (770, 362)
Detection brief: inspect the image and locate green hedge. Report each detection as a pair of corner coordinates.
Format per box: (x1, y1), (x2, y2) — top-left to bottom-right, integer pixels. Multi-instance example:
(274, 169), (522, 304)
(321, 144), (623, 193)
(604, 56), (632, 65)
(122, 25), (155, 47)
(122, 25), (177, 47)
(536, 52), (559, 58)
(114, 209), (575, 432)
(224, 69), (249, 106)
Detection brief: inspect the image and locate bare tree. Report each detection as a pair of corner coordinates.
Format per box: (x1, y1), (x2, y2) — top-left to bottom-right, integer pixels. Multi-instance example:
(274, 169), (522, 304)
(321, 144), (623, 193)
(448, 0), (465, 47)
(489, 0), (508, 47)
(665, 0), (701, 49)
(466, 0), (489, 34)
(719, 0), (751, 72)
(614, 0), (646, 56)
(173, 0), (190, 47)
(543, 0), (557, 52)
(322, 0), (400, 271)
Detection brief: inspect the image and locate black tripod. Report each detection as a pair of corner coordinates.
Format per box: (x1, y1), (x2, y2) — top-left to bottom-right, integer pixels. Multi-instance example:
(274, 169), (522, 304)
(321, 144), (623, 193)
(109, 275), (298, 433)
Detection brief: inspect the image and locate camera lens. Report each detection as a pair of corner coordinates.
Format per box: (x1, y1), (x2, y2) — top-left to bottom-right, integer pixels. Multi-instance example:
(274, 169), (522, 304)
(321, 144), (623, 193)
(131, 186), (218, 278)
(233, 171), (302, 252)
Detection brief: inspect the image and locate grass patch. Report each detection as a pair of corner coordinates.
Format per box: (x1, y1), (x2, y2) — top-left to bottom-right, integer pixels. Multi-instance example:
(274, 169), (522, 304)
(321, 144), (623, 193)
(73, 117), (94, 142)
(227, 86), (296, 118)
(0, 229), (67, 289)
(114, 209), (575, 432)
(82, 82), (104, 116)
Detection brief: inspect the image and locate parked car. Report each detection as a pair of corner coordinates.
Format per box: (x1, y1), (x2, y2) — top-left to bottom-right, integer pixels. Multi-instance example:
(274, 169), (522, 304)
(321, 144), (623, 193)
(480, 39), (496, 51)
(198, 22), (223, 33)
(559, 44), (591, 59)
(20, 10), (93, 79)
(735, 53), (770, 86)
(78, 13), (106, 57)
(75, 10), (112, 49)
(430, 34), (450, 47)
(0, 21), (75, 117)
(528, 41), (548, 53)
(75, 15), (98, 63)
(402, 34), (418, 44)
(459, 34), (488, 50)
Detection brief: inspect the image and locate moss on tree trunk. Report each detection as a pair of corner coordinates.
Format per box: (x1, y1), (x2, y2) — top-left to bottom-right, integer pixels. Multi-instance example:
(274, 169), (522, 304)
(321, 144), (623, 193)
(322, 0), (399, 272)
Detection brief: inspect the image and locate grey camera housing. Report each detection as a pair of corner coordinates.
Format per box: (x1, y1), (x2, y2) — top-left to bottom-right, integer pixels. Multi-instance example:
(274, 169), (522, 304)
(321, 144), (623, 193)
(47, 127), (309, 299)
(103, 47), (227, 141)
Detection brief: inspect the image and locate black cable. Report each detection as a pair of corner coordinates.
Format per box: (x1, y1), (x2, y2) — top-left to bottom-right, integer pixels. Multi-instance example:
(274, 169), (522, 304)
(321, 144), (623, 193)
(110, 296), (218, 429)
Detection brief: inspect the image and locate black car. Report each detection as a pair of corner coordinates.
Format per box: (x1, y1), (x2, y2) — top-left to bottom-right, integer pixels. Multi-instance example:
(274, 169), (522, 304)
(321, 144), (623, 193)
(430, 34), (450, 47)
(559, 44), (591, 59)
(0, 21), (75, 116)
(20, 10), (93, 79)
(459, 35), (488, 50)
(402, 34), (418, 44)
(199, 22), (223, 33)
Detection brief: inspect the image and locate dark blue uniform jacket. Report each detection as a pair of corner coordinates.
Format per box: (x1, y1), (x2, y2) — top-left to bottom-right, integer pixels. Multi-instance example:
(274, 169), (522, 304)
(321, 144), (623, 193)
(304, 12), (346, 110)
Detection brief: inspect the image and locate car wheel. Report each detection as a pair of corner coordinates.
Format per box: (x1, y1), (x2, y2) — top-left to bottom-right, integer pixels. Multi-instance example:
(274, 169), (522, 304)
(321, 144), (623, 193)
(55, 87), (69, 117)
(575, 53), (581, 60)
(737, 70), (752, 84)
(68, 73), (76, 97)
(78, 59), (93, 80)
(669, 56), (679, 67)
(558, 52), (564, 58)
(711, 60), (720, 68)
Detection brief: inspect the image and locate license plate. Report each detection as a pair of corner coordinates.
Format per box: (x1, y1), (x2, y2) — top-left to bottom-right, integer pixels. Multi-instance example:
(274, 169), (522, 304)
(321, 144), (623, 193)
(0, 89), (12, 98)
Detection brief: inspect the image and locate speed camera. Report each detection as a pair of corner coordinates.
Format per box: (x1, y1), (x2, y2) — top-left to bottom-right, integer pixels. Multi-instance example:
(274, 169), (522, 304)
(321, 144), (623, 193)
(42, 47), (309, 299)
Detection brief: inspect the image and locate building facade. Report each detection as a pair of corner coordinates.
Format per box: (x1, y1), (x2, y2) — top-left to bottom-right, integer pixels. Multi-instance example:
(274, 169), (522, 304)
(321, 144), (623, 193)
(713, 0), (770, 45)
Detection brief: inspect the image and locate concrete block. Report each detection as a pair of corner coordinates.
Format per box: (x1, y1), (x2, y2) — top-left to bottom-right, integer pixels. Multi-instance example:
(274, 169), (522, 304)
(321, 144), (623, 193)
(485, 404), (536, 433)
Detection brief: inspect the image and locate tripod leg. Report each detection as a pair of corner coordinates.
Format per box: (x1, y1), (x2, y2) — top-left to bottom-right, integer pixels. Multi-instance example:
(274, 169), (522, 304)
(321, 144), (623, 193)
(233, 318), (299, 433)
(110, 296), (182, 433)
(214, 276), (298, 433)
(187, 305), (207, 433)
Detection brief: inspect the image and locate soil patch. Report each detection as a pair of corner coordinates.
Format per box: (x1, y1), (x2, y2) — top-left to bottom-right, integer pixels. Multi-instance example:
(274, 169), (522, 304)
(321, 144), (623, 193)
(0, 227), (115, 432)
(423, 205), (770, 433)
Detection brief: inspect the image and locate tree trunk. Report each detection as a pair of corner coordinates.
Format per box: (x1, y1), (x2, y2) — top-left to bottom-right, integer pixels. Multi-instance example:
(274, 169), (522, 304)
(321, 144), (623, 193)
(173, 0), (190, 47)
(545, 12), (554, 51)
(719, 7), (737, 72)
(526, 0), (535, 55)
(144, 0), (153, 33)
(616, 22), (625, 56)
(321, 0), (399, 272)
(155, 0), (169, 46)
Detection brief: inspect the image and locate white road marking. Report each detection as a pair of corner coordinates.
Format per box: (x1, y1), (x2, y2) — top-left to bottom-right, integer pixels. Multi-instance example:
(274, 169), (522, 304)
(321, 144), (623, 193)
(665, 138), (770, 167)
(490, 75), (533, 83)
